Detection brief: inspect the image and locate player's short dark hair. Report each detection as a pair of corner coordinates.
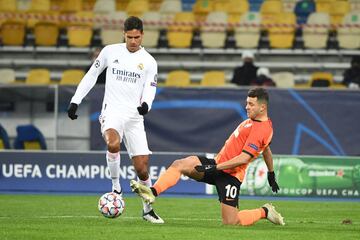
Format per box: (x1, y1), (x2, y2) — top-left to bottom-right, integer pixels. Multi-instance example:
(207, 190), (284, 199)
(248, 87), (269, 104)
(124, 16), (143, 32)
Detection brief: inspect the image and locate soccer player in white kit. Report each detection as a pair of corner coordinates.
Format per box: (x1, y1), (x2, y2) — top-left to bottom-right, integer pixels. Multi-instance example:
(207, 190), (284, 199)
(67, 16), (163, 224)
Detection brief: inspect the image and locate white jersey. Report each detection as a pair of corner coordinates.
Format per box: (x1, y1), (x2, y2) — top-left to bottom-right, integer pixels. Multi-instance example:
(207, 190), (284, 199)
(71, 43), (157, 117)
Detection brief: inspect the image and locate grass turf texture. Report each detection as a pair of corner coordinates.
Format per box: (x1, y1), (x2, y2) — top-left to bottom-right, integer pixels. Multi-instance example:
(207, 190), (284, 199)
(0, 194), (359, 240)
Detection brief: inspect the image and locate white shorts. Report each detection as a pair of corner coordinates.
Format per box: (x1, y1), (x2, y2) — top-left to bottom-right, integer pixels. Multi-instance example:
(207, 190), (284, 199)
(99, 112), (152, 158)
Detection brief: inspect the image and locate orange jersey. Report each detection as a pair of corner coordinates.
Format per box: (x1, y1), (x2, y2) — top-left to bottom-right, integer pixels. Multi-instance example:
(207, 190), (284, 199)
(215, 118), (273, 182)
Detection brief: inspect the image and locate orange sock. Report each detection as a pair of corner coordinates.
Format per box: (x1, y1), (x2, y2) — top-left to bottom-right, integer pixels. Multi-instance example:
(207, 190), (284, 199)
(153, 167), (181, 195)
(237, 208), (266, 226)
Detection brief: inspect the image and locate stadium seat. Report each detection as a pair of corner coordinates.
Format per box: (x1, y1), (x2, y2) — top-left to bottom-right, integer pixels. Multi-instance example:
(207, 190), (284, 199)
(234, 11), (261, 48)
(337, 12), (360, 49)
(25, 69), (51, 85)
(100, 11), (127, 45)
(0, 124), (11, 149)
(126, 0), (149, 17)
(0, 68), (16, 84)
(159, 0), (182, 26)
(303, 12), (330, 48)
(60, 0), (83, 12)
(167, 12), (195, 48)
(60, 69), (85, 85)
(294, 0), (316, 25)
(268, 12), (296, 48)
(30, 0), (51, 11)
(315, 0), (333, 13)
(93, 0), (116, 13)
(1, 20), (26, 46)
(67, 24), (93, 47)
(116, 0), (129, 11)
(260, 0), (283, 31)
(34, 21), (59, 46)
(310, 72), (333, 87)
(201, 71), (226, 86)
(282, 0), (297, 12)
(200, 11), (228, 48)
(165, 70), (191, 87)
(142, 11), (161, 48)
(350, 0), (360, 12)
(227, 0), (249, 30)
(14, 124), (47, 150)
(329, 0), (350, 28)
(272, 72), (295, 88)
(17, 0), (31, 11)
(192, 0), (213, 23)
(0, 0), (17, 11)
(82, 0), (96, 11)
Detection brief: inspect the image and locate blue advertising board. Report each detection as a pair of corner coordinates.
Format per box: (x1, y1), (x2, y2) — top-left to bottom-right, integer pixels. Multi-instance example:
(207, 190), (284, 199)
(0, 151), (205, 194)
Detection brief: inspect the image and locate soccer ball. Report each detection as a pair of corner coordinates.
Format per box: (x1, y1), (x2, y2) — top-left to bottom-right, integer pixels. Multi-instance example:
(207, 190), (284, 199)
(98, 192), (125, 218)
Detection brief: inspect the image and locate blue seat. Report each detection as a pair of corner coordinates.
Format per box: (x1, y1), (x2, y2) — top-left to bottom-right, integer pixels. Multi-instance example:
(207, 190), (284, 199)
(14, 124), (47, 150)
(0, 124), (10, 149)
(249, 0), (264, 11)
(294, 0), (316, 25)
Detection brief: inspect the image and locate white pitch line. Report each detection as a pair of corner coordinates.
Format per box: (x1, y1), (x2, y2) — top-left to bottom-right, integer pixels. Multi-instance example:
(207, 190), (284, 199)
(0, 215), (357, 225)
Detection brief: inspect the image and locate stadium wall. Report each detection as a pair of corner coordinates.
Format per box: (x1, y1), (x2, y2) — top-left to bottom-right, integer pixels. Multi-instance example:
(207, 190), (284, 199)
(0, 151), (359, 199)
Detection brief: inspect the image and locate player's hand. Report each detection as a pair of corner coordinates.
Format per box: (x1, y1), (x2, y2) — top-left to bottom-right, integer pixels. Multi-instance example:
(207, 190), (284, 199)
(194, 164), (217, 173)
(137, 102), (149, 115)
(67, 103), (78, 120)
(267, 171), (280, 193)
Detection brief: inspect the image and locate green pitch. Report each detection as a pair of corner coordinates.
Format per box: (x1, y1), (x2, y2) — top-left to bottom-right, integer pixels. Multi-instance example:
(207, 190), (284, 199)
(0, 194), (359, 240)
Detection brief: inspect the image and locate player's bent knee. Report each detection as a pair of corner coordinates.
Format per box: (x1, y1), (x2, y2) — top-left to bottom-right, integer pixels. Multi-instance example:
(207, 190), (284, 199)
(107, 142), (120, 153)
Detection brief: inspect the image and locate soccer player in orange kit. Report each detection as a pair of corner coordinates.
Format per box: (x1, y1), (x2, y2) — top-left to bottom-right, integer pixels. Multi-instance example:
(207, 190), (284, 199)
(131, 87), (285, 226)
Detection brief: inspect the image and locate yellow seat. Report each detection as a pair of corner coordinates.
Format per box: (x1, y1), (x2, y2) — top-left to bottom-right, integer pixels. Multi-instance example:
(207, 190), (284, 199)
(268, 12), (296, 48)
(329, 0), (350, 28)
(192, 0), (213, 23)
(260, 0), (283, 31)
(26, 69), (51, 85)
(67, 24), (93, 47)
(60, 0), (83, 12)
(310, 72), (333, 87)
(1, 20), (26, 46)
(165, 70), (191, 87)
(83, 0), (97, 11)
(227, 0), (249, 30)
(315, 0), (333, 13)
(34, 21), (59, 46)
(167, 12), (195, 48)
(60, 69), (85, 85)
(24, 141), (43, 149)
(0, 0), (17, 11)
(116, 0), (130, 11)
(212, 0), (229, 12)
(201, 71), (226, 86)
(149, 0), (163, 11)
(126, 0), (149, 17)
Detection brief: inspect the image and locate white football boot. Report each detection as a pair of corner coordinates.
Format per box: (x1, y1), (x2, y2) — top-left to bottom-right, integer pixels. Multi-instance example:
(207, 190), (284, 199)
(263, 203), (285, 226)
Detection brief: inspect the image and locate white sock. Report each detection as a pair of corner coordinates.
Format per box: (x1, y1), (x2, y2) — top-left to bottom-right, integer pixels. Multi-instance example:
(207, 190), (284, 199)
(106, 151), (121, 193)
(138, 176), (153, 213)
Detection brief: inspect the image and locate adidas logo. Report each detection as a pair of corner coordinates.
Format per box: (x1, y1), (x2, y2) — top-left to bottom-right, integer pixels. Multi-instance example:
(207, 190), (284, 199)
(113, 59), (119, 64)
